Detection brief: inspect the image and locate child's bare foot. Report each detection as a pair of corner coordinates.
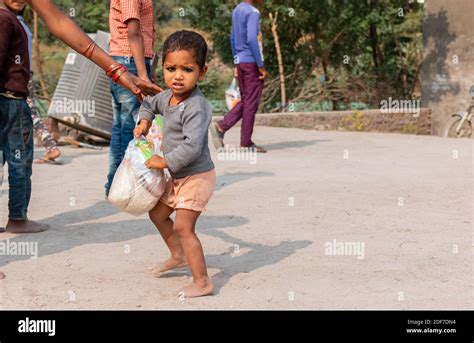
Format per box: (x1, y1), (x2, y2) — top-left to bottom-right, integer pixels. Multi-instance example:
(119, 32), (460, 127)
(152, 256), (188, 276)
(177, 277), (214, 298)
(35, 148), (61, 164)
(44, 148), (61, 161)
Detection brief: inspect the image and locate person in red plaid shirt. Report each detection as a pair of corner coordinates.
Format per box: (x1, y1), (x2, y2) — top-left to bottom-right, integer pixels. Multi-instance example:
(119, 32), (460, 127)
(105, 0), (156, 197)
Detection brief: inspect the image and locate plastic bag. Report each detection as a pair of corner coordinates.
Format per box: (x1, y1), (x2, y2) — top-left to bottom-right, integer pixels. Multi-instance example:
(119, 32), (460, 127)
(225, 78), (241, 111)
(128, 138), (165, 197)
(108, 134), (167, 216)
(146, 114), (164, 155)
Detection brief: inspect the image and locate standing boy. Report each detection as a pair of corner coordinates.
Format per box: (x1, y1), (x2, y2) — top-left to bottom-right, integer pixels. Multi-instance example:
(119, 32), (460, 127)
(0, 0), (49, 233)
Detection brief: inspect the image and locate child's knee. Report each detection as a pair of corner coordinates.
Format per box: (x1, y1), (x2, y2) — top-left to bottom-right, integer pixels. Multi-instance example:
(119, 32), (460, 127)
(149, 209), (168, 225)
(173, 223), (193, 238)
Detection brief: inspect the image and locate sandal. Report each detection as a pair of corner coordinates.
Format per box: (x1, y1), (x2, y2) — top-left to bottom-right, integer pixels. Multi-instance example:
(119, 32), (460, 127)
(210, 123), (225, 150)
(241, 144), (267, 153)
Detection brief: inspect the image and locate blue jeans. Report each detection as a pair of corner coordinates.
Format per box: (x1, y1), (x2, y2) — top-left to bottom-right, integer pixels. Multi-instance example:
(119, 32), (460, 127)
(0, 96), (33, 220)
(105, 56), (151, 195)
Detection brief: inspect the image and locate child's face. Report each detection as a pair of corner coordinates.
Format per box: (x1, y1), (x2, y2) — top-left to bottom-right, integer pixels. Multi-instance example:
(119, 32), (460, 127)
(163, 50), (207, 97)
(3, 0), (26, 14)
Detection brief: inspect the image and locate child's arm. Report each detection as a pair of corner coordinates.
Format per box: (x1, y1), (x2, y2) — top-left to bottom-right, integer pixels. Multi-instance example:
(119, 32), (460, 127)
(121, 0), (149, 83)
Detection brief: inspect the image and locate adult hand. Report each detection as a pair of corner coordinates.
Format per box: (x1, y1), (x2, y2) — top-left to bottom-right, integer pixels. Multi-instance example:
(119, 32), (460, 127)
(139, 73), (152, 84)
(117, 72), (163, 102)
(234, 67), (239, 79)
(258, 67), (269, 80)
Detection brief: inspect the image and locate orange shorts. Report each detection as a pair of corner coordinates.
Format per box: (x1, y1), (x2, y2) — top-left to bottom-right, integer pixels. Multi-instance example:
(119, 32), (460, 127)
(159, 169), (216, 212)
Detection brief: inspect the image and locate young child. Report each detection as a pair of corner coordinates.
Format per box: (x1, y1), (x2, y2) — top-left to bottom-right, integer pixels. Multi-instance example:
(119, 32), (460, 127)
(134, 30), (216, 298)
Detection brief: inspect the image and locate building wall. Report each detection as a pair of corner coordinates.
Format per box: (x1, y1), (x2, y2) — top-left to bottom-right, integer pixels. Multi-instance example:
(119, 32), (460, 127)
(421, 0), (474, 135)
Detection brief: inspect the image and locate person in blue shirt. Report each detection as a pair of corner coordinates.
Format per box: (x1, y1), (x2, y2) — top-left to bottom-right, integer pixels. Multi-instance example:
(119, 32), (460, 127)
(211, 0), (268, 153)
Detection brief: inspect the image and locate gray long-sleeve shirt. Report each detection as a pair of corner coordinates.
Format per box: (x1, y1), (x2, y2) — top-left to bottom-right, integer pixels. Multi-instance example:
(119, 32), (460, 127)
(137, 87), (215, 179)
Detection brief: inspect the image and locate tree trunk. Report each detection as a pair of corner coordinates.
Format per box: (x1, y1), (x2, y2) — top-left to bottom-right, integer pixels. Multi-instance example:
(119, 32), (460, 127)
(369, 23), (380, 73)
(33, 11), (50, 100)
(368, 0), (381, 79)
(391, 26), (409, 97)
(269, 12), (286, 112)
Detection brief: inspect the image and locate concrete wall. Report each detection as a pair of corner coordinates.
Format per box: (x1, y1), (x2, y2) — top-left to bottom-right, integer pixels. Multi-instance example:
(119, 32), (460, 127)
(421, 0), (474, 135)
(215, 109), (432, 135)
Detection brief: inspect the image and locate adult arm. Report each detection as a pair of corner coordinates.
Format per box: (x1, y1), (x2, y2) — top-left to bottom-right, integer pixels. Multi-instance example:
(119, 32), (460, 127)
(127, 19), (150, 81)
(26, 0), (161, 99)
(246, 11), (268, 80)
(246, 11), (264, 68)
(120, 0), (150, 82)
(230, 22), (238, 78)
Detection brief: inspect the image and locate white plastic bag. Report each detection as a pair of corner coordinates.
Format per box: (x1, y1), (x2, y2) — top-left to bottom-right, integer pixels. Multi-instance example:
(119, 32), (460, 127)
(108, 134), (167, 216)
(225, 78), (241, 111)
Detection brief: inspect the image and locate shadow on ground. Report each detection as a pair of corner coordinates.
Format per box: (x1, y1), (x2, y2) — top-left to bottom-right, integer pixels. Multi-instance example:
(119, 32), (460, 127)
(0, 170), (311, 294)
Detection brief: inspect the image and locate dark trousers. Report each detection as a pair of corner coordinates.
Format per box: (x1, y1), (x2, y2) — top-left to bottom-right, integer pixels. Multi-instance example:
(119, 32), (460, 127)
(0, 96), (33, 220)
(218, 62), (264, 147)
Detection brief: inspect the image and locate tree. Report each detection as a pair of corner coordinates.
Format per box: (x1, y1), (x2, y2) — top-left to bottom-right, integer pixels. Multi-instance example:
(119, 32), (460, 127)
(187, 0), (423, 110)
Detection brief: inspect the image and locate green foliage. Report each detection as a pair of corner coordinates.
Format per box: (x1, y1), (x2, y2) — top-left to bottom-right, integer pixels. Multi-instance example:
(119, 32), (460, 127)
(344, 111), (369, 132)
(22, 0), (110, 43)
(400, 123), (418, 134)
(26, 0), (423, 111)
(198, 65), (234, 107)
(187, 0), (423, 108)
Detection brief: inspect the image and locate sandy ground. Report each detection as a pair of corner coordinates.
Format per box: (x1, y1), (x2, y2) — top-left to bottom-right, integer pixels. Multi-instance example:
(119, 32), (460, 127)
(0, 126), (472, 310)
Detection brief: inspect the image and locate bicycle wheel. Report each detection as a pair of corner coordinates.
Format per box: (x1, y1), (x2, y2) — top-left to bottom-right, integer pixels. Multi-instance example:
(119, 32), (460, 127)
(444, 116), (472, 138)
